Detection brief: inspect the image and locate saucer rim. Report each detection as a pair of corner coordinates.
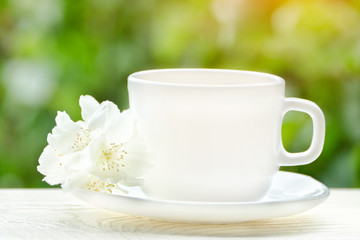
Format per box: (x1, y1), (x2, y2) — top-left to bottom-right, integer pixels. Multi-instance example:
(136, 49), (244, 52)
(73, 171), (330, 206)
(72, 171), (330, 223)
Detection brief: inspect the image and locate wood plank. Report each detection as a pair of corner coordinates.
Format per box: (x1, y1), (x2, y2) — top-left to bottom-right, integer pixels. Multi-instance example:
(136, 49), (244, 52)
(0, 189), (359, 239)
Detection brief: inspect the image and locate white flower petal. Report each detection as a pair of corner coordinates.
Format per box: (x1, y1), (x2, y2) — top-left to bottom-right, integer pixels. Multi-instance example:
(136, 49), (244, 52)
(55, 111), (73, 126)
(88, 134), (105, 165)
(87, 101), (120, 131)
(119, 177), (144, 187)
(48, 111), (81, 154)
(79, 95), (100, 122)
(121, 132), (154, 179)
(62, 150), (92, 172)
(37, 145), (67, 185)
(48, 111), (93, 154)
(105, 110), (134, 143)
(47, 125), (81, 154)
(61, 172), (90, 192)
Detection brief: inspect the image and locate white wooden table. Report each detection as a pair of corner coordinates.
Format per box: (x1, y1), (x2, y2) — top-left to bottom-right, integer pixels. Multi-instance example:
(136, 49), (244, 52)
(0, 189), (359, 239)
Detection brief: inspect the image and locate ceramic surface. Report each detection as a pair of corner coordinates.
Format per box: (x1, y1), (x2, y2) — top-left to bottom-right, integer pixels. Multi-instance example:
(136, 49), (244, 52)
(128, 69), (325, 201)
(72, 171), (329, 224)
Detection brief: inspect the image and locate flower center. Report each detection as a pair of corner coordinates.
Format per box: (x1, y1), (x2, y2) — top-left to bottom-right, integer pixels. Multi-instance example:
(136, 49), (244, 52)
(71, 127), (91, 151)
(86, 176), (115, 193)
(100, 143), (127, 173)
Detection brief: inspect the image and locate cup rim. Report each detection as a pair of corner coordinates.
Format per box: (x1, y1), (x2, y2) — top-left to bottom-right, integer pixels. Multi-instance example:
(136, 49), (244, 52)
(128, 68), (285, 88)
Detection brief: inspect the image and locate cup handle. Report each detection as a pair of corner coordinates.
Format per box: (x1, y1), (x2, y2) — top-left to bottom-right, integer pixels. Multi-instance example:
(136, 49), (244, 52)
(278, 98), (325, 166)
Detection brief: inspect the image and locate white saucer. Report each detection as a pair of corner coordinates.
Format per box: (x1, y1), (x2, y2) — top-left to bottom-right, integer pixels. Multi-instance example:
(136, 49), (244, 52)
(72, 171), (329, 224)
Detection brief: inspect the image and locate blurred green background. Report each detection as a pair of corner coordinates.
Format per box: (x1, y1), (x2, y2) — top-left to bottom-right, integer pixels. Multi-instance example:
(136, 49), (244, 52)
(0, 0), (359, 188)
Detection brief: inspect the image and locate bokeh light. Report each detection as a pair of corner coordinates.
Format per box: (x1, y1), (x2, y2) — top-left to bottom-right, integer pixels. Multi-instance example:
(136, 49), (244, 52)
(0, 0), (359, 188)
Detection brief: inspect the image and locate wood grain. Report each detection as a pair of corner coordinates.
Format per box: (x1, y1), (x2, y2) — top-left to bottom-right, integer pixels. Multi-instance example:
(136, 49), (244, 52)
(0, 189), (359, 240)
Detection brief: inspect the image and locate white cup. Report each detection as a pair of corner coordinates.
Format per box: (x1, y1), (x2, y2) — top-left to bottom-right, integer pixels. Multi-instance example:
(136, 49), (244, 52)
(128, 69), (325, 202)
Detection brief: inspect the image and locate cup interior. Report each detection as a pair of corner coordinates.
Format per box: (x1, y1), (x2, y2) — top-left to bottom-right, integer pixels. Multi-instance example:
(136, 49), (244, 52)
(129, 69), (284, 87)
